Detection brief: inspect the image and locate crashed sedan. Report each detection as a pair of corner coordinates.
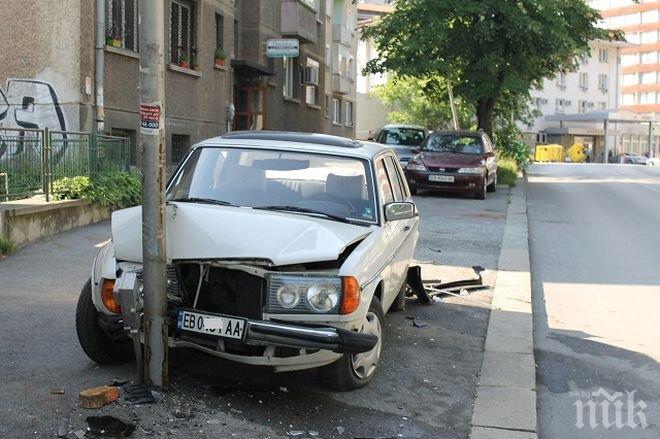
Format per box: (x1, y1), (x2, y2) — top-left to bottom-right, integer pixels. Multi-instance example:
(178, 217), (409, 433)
(76, 131), (419, 390)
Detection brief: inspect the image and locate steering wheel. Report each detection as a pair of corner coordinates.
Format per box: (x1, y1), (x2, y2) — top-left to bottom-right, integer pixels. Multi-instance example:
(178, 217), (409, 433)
(307, 193), (356, 212)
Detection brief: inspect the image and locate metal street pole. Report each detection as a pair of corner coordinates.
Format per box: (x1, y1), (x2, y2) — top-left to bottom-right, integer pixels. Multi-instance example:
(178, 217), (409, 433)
(138, 0), (168, 388)
(447, 82), (459, 130)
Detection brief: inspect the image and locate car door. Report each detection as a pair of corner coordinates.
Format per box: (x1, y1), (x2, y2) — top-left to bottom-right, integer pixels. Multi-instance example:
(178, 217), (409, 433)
(379, 154), (417, 311)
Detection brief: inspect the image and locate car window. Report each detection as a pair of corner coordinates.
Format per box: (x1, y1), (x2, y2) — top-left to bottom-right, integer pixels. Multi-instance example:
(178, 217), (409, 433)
(423, 134), (484, 154)
(384, 156), (404, 202)
(167, 147), (378, 223)
(375, 159), (395, 206)
(390, 156), (410, 198)
(377, 128), (426, 146)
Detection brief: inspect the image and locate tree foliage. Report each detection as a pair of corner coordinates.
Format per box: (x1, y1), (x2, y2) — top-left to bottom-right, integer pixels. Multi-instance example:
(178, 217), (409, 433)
(363, 0), (622, 137)
(370, 75), (473, 130)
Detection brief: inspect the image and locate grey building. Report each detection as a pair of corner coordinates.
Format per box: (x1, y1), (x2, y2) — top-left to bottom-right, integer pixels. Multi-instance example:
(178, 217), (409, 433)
(0, 0), (357, 167)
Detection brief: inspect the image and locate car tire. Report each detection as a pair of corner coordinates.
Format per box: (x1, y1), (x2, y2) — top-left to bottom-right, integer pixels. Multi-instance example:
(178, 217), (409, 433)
(318, 296), (384, 391)
(76, 278), (135, 365)
(475, 177), (487, 200)
(390, 282), (407, 312)
(487, 172), (497, 192)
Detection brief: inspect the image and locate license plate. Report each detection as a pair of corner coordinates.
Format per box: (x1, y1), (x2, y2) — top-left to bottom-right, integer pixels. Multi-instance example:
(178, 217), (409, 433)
(429, 174), (454, 183)
(177, 310), (246, 340)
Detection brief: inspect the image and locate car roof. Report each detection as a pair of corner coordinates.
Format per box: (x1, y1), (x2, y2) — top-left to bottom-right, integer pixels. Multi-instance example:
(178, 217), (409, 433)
(428, 130), (485, 137)
(196, 131), (389, 160)
(381, 124), (427, 131)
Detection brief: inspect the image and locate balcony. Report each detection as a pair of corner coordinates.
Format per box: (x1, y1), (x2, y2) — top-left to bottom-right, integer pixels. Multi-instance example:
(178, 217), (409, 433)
(281, 1), (318, 44)
(332, 25), (353, 47)
(332, 73), (352, 95)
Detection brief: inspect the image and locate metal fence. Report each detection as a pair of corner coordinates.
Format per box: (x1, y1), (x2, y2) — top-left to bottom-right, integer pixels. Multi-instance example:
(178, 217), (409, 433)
(0, 127), (131, 201)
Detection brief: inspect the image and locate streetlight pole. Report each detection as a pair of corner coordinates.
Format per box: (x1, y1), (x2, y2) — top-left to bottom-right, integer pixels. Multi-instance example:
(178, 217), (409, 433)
(138, 0), (168, 388)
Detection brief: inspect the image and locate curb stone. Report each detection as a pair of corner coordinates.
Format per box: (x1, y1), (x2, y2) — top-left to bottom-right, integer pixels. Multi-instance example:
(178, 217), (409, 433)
(470, 180), (537, 438)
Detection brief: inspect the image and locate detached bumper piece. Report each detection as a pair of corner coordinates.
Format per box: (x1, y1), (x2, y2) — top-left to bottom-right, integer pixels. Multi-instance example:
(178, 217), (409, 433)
(247, 320), (378, 354)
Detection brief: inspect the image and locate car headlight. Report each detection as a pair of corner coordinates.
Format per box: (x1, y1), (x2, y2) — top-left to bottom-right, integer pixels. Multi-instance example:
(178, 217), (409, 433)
(267, 274), (357, 314)
(406, 161), (427, 171)
(457, 167), (484, 174)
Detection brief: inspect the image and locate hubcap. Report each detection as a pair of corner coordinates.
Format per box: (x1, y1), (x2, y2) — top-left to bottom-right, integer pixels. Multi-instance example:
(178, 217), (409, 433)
(351, 311), (382, 379)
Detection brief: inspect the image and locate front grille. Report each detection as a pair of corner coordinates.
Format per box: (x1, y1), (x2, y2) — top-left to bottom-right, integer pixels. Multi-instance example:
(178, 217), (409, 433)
(428, 166), (459, 173)
(176, 264), (265, 320)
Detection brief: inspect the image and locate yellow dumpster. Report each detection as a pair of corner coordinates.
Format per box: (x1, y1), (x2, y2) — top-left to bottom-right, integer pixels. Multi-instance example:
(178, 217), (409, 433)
(566, 143), (586, 163)
(534, 144), (564, 162)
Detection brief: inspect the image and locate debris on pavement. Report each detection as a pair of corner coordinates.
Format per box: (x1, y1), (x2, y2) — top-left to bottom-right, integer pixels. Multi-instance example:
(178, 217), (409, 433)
(122, 383), (157, 405)
(51, 388), (65, 395)
(86, 415), (136, 437)
(172, 408), (195, 419)
(79, 385), (120, 409)
(412, 319), (429, 328)
(108, 378), (129, 387)
(336, 426), (345, 435)
(73, 430), (86, 439)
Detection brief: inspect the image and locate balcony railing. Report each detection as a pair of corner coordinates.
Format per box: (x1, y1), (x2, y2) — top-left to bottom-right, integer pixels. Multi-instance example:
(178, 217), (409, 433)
(281, 1), (318, 44)
(332, 73), (352, 95)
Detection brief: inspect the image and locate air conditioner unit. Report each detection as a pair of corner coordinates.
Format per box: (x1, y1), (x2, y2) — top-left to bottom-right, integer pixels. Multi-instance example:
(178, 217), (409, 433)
(302, 66), (319, 86)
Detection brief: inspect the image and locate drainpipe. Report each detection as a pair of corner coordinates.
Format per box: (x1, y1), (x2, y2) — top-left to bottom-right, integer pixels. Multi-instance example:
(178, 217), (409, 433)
(95, 0), (105, 133)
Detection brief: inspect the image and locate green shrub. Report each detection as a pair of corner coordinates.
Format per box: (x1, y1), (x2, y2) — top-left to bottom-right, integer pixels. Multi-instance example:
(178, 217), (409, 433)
(0, 237), (14, 256)
(495, 139), (531, 172)
(497, 158), (519, 188)
(52, 172), (141, 209)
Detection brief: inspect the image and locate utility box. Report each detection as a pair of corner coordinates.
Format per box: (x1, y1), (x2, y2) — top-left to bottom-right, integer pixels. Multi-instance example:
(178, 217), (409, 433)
(534, 144), (564, 162)
(566, 143), (587, 163)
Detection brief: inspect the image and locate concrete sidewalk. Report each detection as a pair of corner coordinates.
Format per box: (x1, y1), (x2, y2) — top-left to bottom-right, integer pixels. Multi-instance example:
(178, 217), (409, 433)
(470, 181), (537, 439)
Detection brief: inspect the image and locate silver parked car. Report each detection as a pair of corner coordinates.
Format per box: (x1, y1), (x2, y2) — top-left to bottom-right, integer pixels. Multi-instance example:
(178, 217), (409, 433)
(373, 124), (428, 167)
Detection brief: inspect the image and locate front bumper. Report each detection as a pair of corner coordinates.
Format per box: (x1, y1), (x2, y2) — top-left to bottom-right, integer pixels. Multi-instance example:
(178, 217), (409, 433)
(405, 170), (484, 192)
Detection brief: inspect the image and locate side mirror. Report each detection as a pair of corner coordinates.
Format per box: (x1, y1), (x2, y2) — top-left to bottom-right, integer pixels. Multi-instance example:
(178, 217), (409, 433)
(385, 202), (416, 222)
(484, 151), (495, 158)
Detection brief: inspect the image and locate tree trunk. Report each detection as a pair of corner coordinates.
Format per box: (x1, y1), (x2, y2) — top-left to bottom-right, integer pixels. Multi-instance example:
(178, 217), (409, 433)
(476, 98), (496, 139)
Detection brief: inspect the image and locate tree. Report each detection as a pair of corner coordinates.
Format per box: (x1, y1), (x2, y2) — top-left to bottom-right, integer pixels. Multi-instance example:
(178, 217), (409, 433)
(370, 75), (473, 130)
(362, 0), (622, 137)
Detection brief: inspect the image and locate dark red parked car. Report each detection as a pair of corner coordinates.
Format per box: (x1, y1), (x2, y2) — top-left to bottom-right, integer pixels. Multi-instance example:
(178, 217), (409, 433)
(404, 130), (497, 199)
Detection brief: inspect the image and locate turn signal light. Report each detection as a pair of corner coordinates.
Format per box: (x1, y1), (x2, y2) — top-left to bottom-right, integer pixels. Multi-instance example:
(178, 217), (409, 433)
(340, 276), (360, 315)
(101, 279), (121, 313)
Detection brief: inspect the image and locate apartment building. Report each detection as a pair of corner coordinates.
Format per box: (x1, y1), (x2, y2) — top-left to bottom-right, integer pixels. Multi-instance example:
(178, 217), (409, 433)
(521, 41), (623, 151)
(0, 0), (357, 167)
(355, 0), (394, 140)
(589, 0), (660, 115)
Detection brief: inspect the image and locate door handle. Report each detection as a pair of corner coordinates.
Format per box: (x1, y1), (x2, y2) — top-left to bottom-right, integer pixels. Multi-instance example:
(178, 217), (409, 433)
(403, 225), (411, 232)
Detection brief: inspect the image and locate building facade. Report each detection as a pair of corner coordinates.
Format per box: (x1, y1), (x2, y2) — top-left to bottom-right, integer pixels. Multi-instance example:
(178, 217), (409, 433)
(521, 41), (624, 155)
(0, 0), (358, 167)
(355, 0), (394, 140)
(589, 0), (660, 115)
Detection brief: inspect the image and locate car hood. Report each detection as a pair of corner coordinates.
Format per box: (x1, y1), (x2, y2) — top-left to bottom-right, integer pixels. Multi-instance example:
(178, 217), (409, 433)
(111, 203), (373, 266)
(418, 152), (483, 167)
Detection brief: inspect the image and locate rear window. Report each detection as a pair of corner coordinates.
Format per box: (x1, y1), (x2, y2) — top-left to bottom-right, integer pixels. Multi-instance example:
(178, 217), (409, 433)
(423, 134), (483, 155)
(377, 128), (426, 146)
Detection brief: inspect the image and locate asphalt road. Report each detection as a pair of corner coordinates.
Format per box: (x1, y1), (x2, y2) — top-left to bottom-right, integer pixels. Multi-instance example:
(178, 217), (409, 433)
(0, 188), (508, 439)
(527, 163), (660, 438)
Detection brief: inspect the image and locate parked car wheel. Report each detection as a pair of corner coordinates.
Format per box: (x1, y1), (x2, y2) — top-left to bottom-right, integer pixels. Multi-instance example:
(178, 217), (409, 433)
(475, 177), (487, 200)
(318, 296), (384, 391)
(487, 173), (497, 193)
(76, 279), (134, 365)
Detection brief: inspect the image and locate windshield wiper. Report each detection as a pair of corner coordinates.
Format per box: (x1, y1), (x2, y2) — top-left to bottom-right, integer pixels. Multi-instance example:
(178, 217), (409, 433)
(168, 197), (236, 207)
(253, 205), (352, 224)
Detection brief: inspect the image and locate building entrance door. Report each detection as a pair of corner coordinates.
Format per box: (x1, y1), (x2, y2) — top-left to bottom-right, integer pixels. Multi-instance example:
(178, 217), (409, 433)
(234, 86), (266, 131)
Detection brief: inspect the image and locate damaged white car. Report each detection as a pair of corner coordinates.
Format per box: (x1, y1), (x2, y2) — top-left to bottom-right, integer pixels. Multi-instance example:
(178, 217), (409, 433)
(76, 131), (419, 390)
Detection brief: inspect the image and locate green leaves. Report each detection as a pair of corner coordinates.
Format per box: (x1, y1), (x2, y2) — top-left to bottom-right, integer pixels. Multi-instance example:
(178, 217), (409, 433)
(52, 172), (141, 209)
(363, 0), (619, 134)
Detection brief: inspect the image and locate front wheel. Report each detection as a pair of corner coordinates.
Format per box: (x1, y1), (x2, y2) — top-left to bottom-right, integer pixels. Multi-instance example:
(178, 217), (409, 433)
(475, 177), (487, 200)
(487, 172), (497, 192)
(76, 279), (134, 365)
(318, 296), (384, 391)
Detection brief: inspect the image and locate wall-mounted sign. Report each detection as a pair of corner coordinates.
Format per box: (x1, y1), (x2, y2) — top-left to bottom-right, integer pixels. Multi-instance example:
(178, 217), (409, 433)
(266, 39), (300, 58)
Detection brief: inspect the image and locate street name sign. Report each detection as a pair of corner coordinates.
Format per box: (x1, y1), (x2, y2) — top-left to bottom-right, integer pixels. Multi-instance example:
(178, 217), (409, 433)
(266, 39), (299, 58)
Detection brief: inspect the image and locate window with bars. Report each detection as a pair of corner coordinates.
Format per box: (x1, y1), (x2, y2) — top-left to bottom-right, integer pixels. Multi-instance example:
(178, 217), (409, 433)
(170, 0), (196, 65)
(215, 13), (224, 51)
(345, 101), (354, 126)
(332, 98), (341, 124)
(106, 0), (138, 51)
